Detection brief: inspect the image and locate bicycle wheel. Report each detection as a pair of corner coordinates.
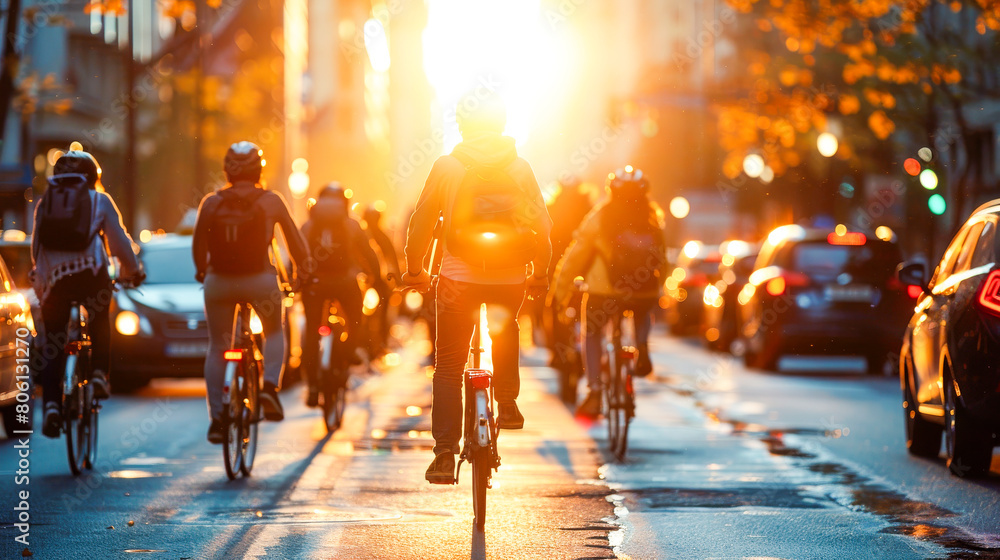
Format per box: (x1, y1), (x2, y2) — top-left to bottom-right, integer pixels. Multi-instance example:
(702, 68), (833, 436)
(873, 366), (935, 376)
(240, 356), (261, 476)
(222, 362), (244, 480)
(471, 446), (491, 530)
(64, 353), (90, 476)
(606, 347), (629, 461)
(84, 383), (98, 470)
(322, 368), (347, 433)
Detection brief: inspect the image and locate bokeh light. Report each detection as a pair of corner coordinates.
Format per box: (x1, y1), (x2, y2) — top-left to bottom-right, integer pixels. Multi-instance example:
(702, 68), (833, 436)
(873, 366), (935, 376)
(903, 158), (921, 176)
(669, 196), (690, 219)
(919, 169), (938, 190)
(742, 154), (765, 178)
(817, 132), (839, 157)
(928, 194), (946, 215)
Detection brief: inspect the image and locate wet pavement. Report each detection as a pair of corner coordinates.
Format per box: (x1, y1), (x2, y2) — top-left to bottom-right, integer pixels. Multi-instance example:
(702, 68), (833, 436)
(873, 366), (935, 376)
(1, 325), (999, 559)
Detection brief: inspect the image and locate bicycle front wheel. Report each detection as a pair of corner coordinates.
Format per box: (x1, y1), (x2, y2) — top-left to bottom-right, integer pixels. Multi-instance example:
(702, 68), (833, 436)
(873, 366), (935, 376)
(471, 446), (491, 530)
(64, 384), (89, 476)
(606, 346), (629, 462)
(240, 357), (261, 477)
(84, 383), (98, 470)
(223, 362), (244, 480)
(322, 371), (347, 433)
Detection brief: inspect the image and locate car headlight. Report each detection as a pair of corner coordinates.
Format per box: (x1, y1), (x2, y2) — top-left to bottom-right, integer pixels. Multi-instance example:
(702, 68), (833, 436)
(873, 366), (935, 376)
(116, 310), (141, 336)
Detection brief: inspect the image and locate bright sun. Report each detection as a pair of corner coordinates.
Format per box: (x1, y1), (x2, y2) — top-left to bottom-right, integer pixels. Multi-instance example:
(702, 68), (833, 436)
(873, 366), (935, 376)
(422, 0), (575, 153)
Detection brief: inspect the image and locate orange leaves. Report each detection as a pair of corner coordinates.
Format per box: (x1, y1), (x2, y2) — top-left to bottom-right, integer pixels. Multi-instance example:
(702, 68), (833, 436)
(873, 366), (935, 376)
(868, 110), (895, 140)
(838, 94), (860, 115)
(160, 0), (196, 19)
(83, 0), (126, 16)
(842, 60), (874, 84)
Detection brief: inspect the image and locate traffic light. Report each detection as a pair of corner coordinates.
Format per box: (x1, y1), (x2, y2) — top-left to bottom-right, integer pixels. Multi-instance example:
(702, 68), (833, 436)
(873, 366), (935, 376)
(928, 194), (946, 215)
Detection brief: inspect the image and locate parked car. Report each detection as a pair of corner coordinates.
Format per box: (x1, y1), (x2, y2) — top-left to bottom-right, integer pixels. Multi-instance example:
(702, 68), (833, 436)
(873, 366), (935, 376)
(0, 235), (34, 434)
(739, 224), (913, 372)
(702, 240), (757, 352)
(897, 200), (1000, 477)
(111, 233), (303, 391)
(664, 241), (721, 336)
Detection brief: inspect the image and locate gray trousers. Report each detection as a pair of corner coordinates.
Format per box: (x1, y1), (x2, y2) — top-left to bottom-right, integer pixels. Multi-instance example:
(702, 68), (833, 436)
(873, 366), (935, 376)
(203, 270), (285, 421)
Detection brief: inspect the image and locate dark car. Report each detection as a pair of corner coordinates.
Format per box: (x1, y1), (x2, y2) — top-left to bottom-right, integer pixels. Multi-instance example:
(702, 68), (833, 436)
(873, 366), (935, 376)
(664, 242), (721, 336)
(111, 233), (304, 391)
(702, 240), (757, 352)
(0, 233), (35, 434)
(739, 225), (914, 372)
(110, 234), (208, 390)
(897, 201), (1000, 477)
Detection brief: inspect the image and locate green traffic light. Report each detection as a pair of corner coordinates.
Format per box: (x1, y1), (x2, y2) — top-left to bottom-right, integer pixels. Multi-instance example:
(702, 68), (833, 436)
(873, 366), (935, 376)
(928, 194), (946, 215)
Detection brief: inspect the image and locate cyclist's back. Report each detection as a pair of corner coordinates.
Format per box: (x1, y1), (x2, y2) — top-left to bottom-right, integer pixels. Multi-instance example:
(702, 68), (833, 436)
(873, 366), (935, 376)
(299, 183), (380, 407)
(402, 91), (552, 484)
(552, 167), (667, 417)
(31, 150), (143, 437)
(192, 141), (308, 442)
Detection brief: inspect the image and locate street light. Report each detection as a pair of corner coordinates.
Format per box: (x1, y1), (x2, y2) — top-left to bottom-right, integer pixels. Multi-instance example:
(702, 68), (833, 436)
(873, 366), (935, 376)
(288, 157), (310, 198)
(817, 132), (839, 157)
(742, 154), (764, 178)
(669, 196), (690, 219)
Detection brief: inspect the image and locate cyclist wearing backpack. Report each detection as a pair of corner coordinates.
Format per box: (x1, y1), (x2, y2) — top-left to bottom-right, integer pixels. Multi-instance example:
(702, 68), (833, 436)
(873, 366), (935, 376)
(31, 150), (145, 438)
(192, 141), (308, 443)
(552, 167), (667, 418)
(299, 183), (382, 407)
(401, 91), (552, 484)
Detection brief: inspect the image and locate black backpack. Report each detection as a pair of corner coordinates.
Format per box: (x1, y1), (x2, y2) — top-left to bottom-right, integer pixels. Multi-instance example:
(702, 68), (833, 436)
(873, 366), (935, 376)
(446, 153), (537, 270)
(605, 219), (665, 294)
(37, 174), (97, 252)
(307, 222), (352, 276)
(207, 188), (268, 274)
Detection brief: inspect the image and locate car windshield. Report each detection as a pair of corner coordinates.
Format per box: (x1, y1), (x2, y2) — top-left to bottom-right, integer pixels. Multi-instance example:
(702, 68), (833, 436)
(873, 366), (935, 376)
(785, 241), (900, 283)
(141, 245), (196, 285)
(0, 245), (32, 288)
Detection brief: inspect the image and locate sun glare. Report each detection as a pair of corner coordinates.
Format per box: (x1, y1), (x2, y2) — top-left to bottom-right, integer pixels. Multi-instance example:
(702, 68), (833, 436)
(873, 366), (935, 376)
(423, 0), (576, 152)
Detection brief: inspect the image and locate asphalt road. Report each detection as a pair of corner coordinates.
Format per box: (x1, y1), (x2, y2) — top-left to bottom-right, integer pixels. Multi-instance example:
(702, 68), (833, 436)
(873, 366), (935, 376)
(1, 323), (999, 559)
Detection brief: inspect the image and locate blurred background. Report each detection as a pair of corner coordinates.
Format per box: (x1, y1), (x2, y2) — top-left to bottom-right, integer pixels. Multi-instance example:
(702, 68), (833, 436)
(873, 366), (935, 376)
(0, 0), (997, 258)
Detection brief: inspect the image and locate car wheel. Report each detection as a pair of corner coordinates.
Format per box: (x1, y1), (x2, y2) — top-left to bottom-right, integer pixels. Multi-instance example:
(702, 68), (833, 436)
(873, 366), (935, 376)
(902, 359), (941, 458)
(944, 374), (993, 477)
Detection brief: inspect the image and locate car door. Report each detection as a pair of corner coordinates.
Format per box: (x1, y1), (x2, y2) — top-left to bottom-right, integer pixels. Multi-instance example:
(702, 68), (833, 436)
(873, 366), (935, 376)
(910, 224), (972, 406)
(947, 217), (997, 382)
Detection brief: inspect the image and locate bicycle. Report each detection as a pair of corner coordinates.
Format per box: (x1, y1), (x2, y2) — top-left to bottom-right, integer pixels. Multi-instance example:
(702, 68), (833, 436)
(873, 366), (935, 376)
(455, 304), (501, 530)
(603, 308), (637, 463)
(221, 301), (265, 480)
(316, 295), (349, 433)
(62, 302), (97, 476)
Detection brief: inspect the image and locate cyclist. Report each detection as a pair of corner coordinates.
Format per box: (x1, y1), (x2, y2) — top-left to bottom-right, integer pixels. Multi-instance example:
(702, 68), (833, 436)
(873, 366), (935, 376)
(362, 204), (401, 357)
(544, 174), (592, 381)
(192, 141), (309, 443)
(31, 150), (145, 438)
(299, 183), (381, 407)
(402, 90), (551, 483)
(551, 167), (667, 418)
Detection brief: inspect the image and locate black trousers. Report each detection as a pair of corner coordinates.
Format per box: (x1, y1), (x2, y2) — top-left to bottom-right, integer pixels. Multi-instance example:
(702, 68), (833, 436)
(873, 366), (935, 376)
(39, 270), (113, 405)
(432, 278), (525, 455)
(301, 276), (363, 386)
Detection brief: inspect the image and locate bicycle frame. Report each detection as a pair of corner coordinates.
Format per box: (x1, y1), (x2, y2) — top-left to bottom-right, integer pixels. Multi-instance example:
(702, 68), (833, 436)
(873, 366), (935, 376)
(63, 303), (97, 476)
(604, 309), (637, 463)
(222, 302), (262, 479)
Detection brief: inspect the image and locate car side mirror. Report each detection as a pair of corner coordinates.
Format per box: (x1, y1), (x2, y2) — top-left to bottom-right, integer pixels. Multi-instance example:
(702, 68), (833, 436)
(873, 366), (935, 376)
(897, 262), (929, 294)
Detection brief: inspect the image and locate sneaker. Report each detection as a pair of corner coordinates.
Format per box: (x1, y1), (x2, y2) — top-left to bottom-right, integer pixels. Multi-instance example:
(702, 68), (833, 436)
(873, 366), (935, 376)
(260, 382), (284, 421)
(496, 401), (524, 430)
(635, 350), (653, 378)
(305, 386), (320, 408)
(42, 402), (61, 438)
(207, 419), (224, 444)
(425, 452), (456, 484)
(91, 370), (110, 399)
(575, 390), (602, 419)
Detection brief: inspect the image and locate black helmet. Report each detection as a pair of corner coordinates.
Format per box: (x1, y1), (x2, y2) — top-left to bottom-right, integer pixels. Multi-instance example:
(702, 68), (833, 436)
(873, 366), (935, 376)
(318, 181), (350, 204)
(224, 141), (264, 182)
(607, 166), (648, 197)
(53, 150), (101, 189)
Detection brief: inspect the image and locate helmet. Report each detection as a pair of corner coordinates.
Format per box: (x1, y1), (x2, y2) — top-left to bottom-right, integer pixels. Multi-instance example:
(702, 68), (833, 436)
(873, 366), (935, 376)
(606, 166), (648, 198)
(53, 150), (101, 189)
(224, 141), (264, 182)
(456, 90), (506, 135)
(318, 181), (350, 204)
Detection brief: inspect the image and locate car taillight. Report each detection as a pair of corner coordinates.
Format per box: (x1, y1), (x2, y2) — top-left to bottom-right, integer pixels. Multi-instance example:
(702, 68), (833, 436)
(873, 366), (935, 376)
(828, 232), (866, 245)
(224, 349), (243, 361)
(468, 369), (492, 389)
(976, 270), (1000, 316)
(907, 285), (922, 298)
(888, 276), (922, 299)
(765, 271), (809, 296)
(687, 273), (709, 287)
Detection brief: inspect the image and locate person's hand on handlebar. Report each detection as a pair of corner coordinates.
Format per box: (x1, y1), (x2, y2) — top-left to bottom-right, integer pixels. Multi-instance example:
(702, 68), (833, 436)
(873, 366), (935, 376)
(401, 268), (432, 293)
